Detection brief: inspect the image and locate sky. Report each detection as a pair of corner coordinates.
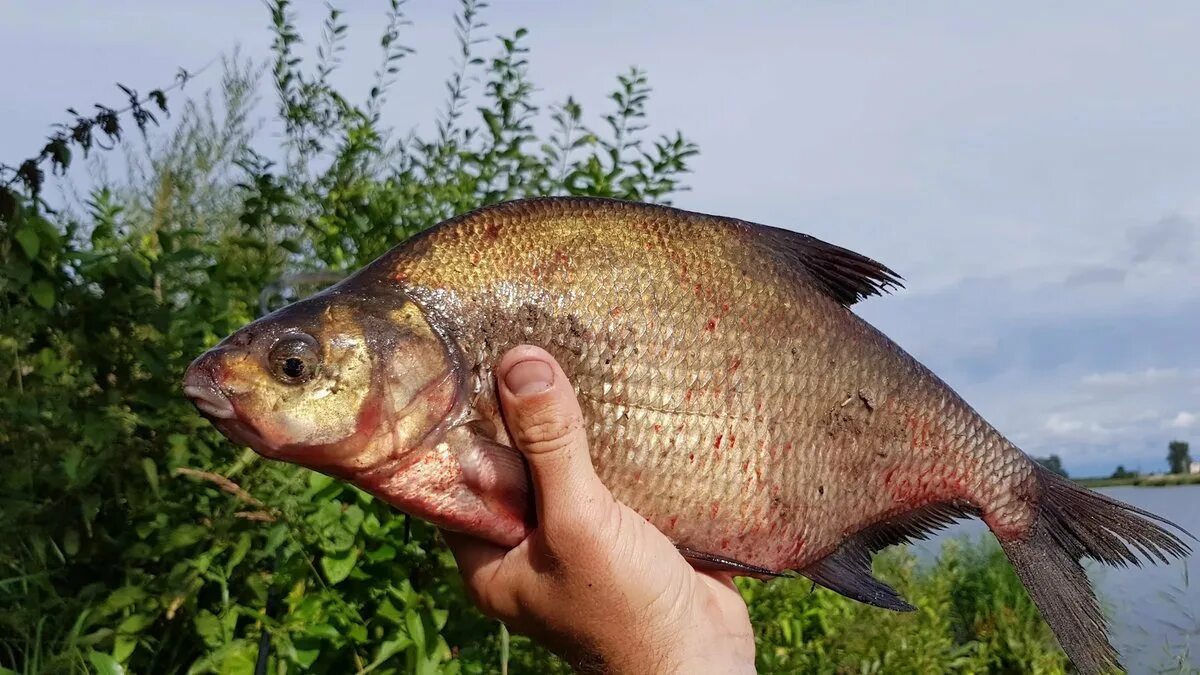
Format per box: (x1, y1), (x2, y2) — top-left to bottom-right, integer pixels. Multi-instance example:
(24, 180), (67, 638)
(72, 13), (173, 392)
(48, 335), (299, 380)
(3, 1), (1198, 477)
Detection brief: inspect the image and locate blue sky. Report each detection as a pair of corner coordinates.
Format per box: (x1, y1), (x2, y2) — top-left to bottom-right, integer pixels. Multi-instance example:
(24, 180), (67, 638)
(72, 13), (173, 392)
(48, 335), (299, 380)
(4, 1), (1198, 476)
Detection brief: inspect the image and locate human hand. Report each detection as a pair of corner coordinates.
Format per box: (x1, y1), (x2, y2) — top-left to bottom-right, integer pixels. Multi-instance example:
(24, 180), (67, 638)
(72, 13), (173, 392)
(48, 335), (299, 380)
(442, 345), (756, 674)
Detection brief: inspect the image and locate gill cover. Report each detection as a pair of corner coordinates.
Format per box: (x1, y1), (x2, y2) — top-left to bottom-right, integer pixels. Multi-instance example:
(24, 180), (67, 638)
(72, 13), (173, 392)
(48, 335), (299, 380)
(184, 288), (460, 476)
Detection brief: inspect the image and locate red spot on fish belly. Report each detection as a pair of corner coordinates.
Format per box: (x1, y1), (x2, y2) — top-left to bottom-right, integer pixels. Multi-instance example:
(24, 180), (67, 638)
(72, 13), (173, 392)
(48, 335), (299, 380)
(714, 434), (723, 449)
(705, 318), (717, 331)
(710, 501), (721, 518)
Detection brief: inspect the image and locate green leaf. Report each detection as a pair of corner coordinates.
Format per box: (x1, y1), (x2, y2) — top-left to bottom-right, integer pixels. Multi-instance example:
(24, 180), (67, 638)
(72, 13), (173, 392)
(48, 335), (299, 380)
(116, 613), (153, 635)
(303, 623), (341, 641)
(226, 532), (252, 573)
(63, 446), (84, 483)
(362, 633), (412, 672)
(291, 638), (321, 668)
(320, 547), (359, 585)
(366, 543), (397, 563)
(14, 227), (39, 259)
(87, 651), (125, 675)
(405, 609), (426, 651)
(166, 523), (207, 550)
(344, 504), (365, 535)
(104, 586), (148, 613)
(62, 528), (80, 556)
(194, 610), (223, 648)
(141, 457), (159, 496)
(112, 636), (137, 662)
(30, 279), (55, 309)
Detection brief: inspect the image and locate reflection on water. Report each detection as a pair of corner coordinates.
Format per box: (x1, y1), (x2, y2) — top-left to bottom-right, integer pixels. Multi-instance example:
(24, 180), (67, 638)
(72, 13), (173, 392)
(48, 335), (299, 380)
(915, 484), (1199, 673)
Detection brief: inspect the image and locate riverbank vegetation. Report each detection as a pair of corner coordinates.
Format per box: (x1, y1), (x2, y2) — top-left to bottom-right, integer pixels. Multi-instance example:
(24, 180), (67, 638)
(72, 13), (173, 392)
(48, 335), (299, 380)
(0, 3), (1185, 673)
(1077, 473), (1200, 489)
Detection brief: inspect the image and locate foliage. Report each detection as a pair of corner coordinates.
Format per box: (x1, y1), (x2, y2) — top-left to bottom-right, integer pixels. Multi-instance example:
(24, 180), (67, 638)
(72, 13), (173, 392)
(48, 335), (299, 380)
(739, 539), (1067, 675)
(1034, 454), (1068, 479)
(0, 65), (192, 214)
(487, 539), (1071, 675)
(1111, 465), (1139, 480)
(1, 2), (695, 673)
(0, 2), (1085, 674)
(1168, 440), (1192, 475)
(1078, 472), (1200, 489)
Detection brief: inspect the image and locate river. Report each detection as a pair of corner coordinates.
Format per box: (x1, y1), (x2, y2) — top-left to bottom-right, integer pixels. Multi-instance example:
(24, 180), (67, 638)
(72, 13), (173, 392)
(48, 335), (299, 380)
(917, 484), (1199, 674)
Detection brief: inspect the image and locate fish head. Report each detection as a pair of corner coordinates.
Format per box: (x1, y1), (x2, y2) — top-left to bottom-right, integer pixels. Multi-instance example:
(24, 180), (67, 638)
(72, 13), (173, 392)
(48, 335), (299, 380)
(182, 288), (461, 479)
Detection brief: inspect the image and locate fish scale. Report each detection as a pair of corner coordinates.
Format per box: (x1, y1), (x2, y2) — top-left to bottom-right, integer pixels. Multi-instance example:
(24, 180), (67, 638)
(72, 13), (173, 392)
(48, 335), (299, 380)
(187, 196), (1192, 674)
(379, 198), (1022, 568)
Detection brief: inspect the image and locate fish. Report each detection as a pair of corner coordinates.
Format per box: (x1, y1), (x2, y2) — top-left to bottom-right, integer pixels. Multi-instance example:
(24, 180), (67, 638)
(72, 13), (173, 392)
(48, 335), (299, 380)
(184, 196), (1191, 674)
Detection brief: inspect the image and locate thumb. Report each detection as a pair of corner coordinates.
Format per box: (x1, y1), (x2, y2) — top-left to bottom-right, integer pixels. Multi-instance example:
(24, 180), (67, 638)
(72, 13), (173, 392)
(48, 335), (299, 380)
(496, 345), (610, 529)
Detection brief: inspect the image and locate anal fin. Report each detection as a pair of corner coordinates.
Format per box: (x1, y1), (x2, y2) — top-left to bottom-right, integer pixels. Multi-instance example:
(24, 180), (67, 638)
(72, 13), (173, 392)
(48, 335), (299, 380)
(800, 539), (915, 612)
(676, 546), (783, 579)
(799, 501), (977, 612)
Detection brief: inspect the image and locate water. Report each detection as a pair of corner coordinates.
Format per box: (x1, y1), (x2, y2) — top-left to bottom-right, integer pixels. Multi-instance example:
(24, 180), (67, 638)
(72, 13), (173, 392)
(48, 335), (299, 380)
(916, 485), (1200, 673)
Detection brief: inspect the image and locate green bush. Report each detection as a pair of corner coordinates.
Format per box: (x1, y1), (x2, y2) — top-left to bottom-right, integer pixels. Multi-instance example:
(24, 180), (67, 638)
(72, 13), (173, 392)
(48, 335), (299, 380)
(2, 3), (1068, 673)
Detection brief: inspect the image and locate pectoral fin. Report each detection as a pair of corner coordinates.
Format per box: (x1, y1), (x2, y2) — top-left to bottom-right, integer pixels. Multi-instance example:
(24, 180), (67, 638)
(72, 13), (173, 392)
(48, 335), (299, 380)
(676, 546), (782, 579)
(448, 424), (535, 544)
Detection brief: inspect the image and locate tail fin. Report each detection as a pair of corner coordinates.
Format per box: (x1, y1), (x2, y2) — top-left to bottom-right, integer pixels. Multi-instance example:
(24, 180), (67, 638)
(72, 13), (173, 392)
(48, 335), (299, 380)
(999, 466), (1193, 675)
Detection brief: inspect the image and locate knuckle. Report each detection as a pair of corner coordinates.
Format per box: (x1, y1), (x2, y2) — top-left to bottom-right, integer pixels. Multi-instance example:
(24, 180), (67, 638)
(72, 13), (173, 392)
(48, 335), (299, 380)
(543, 495), (620, 559)
(465, 581), (508, 620)
(463, 583), (491, 611)
(514, 406), (584, 455)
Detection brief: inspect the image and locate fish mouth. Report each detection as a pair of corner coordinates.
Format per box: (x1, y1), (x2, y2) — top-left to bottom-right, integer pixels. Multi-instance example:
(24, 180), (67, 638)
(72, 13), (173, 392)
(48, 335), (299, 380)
(182, 381), (236, 417)
(183, 359), (237, 420)
(184, 385), (237, 419)
(182, 367), (274, 454)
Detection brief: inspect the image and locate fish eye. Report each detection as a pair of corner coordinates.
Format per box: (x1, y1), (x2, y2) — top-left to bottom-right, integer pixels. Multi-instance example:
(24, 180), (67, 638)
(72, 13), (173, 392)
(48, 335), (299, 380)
(268, 334), (321, 384)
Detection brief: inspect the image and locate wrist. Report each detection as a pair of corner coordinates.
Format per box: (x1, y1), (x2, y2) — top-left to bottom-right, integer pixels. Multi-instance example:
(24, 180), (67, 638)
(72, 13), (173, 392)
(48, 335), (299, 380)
(577, 627), (754, 675)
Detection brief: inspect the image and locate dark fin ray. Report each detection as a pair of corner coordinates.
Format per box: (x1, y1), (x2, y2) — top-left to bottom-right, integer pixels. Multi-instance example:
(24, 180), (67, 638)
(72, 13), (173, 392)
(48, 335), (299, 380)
(799, 501), (976, 612)
(676, 546), (782, 578)
(754, 227), (904, 306)
(856, 501), (977, 551)
(800, 540), (915, 612)
(997, 466), (1193, 675)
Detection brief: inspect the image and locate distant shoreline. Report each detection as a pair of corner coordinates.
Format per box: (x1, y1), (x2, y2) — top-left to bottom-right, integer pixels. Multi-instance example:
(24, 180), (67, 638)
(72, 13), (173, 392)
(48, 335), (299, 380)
(1076, 473), (1200, 488)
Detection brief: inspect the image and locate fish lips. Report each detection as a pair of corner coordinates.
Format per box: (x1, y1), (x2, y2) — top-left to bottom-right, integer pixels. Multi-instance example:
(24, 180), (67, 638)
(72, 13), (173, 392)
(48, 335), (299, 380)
(182, 357), (274, 455)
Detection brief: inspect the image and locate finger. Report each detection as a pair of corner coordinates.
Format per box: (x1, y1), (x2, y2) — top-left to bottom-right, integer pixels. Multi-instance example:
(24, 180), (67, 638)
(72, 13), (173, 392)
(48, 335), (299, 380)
(496, 345), (609, 525)
(440, 529), (518, 616)
(441, 529), (507, 578)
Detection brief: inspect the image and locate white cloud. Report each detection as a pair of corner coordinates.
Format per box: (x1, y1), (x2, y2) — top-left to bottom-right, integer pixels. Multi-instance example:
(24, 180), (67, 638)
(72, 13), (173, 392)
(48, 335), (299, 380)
(1043, 414), (1110, 439)
(1168, 412), (1197, 429)
(1081, 368), (1190, 388)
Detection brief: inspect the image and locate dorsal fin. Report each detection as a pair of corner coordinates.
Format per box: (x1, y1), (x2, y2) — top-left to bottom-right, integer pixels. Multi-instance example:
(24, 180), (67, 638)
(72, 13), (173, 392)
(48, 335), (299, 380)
(755, 227), (904, 306)
(375, 196), (904, 306)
